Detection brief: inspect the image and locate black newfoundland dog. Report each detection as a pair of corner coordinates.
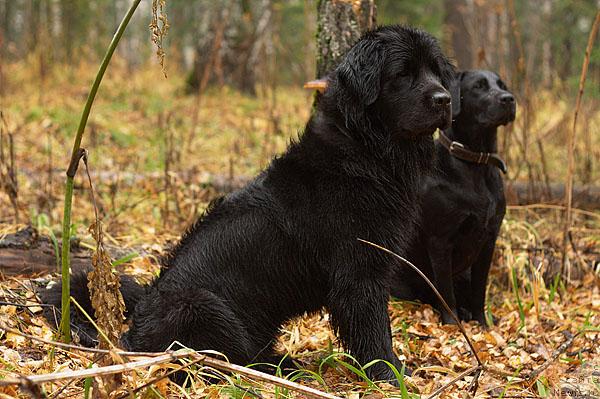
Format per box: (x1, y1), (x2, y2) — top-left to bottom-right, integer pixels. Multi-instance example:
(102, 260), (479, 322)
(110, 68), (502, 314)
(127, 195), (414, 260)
(391, 69), (516, 325)
(43, 25), (455, 384)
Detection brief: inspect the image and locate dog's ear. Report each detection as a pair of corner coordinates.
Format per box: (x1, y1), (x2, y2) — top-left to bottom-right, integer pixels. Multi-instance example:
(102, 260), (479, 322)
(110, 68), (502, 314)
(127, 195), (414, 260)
(336, 39), (385, 107)
(450, 71), (464, 118)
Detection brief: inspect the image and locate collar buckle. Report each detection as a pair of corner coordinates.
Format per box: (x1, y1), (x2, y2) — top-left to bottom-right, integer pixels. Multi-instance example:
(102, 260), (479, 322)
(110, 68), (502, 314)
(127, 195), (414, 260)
(449, 141), (464, 153)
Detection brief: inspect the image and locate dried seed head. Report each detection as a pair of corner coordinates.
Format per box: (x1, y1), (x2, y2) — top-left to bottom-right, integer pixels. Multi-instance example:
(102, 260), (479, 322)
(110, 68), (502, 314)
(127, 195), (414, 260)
(150, 0), (169, 78)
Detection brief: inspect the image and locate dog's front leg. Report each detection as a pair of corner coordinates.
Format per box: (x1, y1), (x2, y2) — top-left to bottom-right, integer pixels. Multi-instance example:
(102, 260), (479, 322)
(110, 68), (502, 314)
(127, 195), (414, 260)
(327, 274), (404, 385)
(426, 238), (458, 324)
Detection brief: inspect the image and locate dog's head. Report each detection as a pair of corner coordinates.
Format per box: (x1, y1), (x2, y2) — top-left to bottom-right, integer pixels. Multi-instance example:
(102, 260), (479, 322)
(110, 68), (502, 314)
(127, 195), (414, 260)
(450, 70), (516, 127)
(331, 25), (455, 141)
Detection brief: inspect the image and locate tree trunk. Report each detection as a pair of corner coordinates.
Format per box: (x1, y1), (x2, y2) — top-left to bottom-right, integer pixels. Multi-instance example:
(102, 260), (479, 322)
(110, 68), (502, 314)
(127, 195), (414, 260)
(28, 0), (41, 53)
(1, 0), (15, 57)
(315, 0), (376, 79)
(60, 0), (74, 62)
(187, 0), (275, 97)
(444, 0), (473, 69)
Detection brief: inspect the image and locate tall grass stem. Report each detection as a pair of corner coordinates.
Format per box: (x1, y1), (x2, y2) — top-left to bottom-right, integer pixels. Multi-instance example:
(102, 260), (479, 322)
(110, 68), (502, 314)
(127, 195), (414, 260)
(561, 11), (600, 278)
(59, 0), (142, 342)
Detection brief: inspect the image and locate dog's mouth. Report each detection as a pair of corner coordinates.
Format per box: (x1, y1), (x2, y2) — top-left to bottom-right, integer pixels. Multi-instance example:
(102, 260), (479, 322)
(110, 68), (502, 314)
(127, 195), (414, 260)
(428, 108), (452, 133)
(407, 115), (451, 138)
(489, 110), (516, 126)
(482, 104), (516, 127)
(397, 102), (452, 138)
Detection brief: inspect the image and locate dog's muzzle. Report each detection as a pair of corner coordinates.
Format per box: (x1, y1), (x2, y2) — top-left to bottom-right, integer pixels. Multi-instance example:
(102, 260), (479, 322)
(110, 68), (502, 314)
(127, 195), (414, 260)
(431, 91), (452, 130)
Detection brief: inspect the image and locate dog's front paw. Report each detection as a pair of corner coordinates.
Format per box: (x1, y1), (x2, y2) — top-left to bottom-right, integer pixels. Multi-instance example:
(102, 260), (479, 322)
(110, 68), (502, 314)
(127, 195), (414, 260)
(441, 309), (459, 325)
(472, 310), (495, 328)
(366, 359), (411, 386)
(458, 307), (472, 321)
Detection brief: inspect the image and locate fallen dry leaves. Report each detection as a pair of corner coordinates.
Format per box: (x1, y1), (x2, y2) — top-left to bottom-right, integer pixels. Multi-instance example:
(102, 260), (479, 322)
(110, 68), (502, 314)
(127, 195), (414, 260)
(0, 206), (598, 398)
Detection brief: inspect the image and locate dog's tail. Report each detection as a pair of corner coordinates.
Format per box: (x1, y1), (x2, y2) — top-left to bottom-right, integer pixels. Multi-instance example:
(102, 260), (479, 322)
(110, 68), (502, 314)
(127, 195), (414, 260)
(40, 270), (145, 347)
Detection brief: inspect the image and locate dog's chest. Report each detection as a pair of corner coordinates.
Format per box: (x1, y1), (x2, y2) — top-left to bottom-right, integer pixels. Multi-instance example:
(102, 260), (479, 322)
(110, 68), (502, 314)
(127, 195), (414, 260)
(450, 171), (504, 271)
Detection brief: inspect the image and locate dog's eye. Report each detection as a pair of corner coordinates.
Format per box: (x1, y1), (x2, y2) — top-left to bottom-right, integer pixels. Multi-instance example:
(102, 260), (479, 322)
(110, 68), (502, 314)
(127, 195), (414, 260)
(474, 79), (488, 90)
(395, 69), (410, 78)
(497, 80), (507, 90)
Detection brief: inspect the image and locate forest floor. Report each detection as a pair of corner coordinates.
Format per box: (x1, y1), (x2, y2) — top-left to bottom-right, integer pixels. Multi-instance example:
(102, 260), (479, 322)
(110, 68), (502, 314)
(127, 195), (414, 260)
(0, 61), (599, 398)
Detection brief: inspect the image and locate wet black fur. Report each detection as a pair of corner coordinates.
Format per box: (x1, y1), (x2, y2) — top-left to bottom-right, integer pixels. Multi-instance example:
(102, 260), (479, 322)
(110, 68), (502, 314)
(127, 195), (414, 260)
(391, 70), (516, 325)
(42, 25), (455, 384)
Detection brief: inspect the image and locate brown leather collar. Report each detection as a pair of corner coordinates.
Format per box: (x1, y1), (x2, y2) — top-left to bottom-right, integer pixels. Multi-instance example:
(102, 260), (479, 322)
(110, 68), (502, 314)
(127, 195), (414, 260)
(438, 131), (507, 174)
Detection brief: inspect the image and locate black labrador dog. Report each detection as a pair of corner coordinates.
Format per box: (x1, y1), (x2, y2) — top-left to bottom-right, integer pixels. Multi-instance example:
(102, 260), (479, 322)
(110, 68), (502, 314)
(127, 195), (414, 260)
(42, 25), (455, 384)
(391, 70), (515, 325)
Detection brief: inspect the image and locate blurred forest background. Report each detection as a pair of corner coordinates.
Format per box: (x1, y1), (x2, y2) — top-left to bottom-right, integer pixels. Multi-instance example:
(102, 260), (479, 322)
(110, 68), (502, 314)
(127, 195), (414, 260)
(1, 0), (599, 91)
(0, 0), (599, 234)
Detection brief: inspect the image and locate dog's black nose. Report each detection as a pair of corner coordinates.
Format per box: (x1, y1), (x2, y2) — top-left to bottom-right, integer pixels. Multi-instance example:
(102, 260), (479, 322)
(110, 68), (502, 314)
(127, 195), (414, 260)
(500, 93), (515, 104)
(432, 92), (451, 107)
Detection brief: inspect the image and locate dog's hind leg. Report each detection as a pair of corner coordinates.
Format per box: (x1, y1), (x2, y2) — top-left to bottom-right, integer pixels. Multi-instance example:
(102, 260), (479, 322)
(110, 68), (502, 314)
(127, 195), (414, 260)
(124, 287), (253, 366)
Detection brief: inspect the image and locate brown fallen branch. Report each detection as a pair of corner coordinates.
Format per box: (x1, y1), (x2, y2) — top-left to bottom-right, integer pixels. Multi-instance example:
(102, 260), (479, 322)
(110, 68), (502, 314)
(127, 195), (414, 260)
(0, 325), (341, 399)
(0, 352), (189, 385)
(303, 79), (328, 92)
(2, 352), (342, 399)
(527, 330), (583, 381)
(425, 366), (480, 399)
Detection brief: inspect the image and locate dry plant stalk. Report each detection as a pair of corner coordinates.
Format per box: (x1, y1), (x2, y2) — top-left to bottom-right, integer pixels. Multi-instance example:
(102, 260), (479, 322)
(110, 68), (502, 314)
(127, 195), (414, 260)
(561, 10), (600, 277)
(87, 222), (125, 349)
(82, 153), (126, 397)
(150, 0), (169, 78)
(0, 111), (19, 223)
(83, 154), (126, 351)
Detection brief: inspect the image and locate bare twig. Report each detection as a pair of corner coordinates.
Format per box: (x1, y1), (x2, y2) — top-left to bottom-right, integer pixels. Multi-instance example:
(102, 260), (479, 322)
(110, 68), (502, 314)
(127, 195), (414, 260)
(114, 357), (205, 399)
(561, 11), (600, 278)
(188, 8), (229, 151)
(358, 239), (484, 398)
(0, 325), (341, 399)
(0, 352), (187, 385)
(358, 239), (483, 368)
(0, 324), (156, 357)
(528, 330), (582, 381)
(425, 366), (479, 399)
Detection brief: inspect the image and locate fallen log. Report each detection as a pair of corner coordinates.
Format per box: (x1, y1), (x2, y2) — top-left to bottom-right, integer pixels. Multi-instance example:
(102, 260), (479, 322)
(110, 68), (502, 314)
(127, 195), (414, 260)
(505, 181), (600, 210)
(21, 168), (600, 210)
(0, 226), (146, 276)
(0, 226), (85, 275)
